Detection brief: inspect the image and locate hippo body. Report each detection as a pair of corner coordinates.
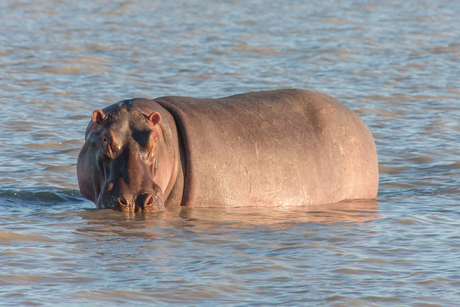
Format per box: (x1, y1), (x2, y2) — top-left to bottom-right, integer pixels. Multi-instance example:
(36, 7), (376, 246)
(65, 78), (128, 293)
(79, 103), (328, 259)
(77, 89), (378, 212)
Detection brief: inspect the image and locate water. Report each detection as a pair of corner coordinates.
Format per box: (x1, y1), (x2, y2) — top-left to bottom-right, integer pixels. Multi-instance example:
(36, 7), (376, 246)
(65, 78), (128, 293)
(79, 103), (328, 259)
(1, 0), (460, 305)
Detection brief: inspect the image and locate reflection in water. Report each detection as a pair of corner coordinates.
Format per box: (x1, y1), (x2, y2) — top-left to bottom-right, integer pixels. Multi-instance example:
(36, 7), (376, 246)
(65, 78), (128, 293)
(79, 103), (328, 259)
(64, 200), (383, 305)
(177, 199), (380, 225)
(0, 230), (57, 244)
(76, 199), (379, 238)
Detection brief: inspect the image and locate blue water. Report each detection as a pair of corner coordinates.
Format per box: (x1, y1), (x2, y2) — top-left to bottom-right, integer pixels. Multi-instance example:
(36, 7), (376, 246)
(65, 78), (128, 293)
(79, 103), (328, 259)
(1, 0), (460, 305)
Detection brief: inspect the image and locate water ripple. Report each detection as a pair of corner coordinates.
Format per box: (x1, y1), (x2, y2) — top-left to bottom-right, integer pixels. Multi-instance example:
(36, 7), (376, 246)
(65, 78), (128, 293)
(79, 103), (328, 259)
(1, 0), (460, 305)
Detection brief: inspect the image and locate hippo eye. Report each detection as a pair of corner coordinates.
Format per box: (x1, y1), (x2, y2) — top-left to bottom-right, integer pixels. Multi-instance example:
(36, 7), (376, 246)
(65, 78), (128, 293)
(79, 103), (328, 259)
(99, 134), (114, 159)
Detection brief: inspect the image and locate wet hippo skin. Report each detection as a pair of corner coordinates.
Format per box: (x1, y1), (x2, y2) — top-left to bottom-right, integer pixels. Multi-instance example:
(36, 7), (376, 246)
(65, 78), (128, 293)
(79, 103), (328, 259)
(77, 89), (379, 212)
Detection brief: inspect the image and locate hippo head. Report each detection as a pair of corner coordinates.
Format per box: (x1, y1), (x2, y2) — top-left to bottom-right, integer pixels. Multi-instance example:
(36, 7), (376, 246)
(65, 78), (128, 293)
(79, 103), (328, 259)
(77, 101), (166, 212)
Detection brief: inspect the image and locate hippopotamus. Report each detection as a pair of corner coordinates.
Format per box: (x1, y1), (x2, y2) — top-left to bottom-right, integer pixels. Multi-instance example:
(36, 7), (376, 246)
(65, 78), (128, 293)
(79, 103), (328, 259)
(77, 89), (378, 212)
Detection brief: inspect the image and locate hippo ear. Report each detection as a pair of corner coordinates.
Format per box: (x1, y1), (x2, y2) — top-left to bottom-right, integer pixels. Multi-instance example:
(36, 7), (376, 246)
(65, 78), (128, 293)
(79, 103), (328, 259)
(91, 110), (106, 125)
(148, 112), (161, 126)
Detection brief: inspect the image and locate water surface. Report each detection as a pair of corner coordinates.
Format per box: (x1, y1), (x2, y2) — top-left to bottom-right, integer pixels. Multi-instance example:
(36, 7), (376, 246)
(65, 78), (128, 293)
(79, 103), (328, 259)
(1, 0), (460, 305)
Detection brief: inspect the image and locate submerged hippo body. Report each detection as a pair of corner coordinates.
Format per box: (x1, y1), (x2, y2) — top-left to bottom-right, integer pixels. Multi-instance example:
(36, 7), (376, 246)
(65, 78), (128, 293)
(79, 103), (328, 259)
(77, 89), (378, 212)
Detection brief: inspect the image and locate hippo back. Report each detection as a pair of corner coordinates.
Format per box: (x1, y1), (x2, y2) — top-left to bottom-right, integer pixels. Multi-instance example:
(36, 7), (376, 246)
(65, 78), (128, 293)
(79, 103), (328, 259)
(155, 89), (378, 207)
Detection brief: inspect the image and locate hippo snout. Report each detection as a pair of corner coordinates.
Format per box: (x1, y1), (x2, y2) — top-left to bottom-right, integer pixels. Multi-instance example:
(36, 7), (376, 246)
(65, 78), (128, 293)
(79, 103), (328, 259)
(100, 190), (165, 212)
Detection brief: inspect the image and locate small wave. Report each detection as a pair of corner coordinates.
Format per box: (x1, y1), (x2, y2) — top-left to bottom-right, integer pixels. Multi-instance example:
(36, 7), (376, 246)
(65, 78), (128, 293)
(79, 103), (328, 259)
(0, 230), (57, 243)
(0, 189), (85, 203)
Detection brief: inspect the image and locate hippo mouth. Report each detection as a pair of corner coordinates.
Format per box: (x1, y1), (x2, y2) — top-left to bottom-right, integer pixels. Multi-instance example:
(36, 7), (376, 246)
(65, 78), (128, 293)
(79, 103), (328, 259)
(97, 189), (165, 213)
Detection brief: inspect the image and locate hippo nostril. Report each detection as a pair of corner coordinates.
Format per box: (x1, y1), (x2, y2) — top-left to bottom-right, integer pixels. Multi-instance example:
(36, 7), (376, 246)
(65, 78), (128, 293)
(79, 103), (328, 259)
(118, 195), (128, 206)
(140, 194), (154, 213)
(117, 195), (134, 212)
(144, 195), (153, 207)
(146, 195), (153, 205)
(139, 192), (164, 212)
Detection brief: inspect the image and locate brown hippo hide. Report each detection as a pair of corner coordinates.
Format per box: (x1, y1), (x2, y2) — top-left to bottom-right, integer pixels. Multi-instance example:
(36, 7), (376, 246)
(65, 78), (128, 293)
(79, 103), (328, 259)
(77, 89), (378, 211)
